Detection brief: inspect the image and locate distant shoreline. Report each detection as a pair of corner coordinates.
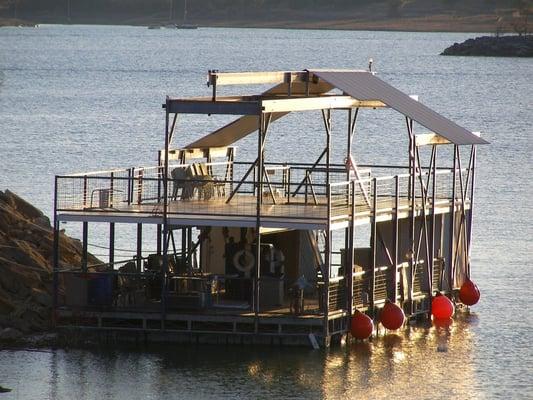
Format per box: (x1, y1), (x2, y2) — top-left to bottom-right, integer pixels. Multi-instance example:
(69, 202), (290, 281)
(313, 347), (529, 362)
(0, 14), (523, 34)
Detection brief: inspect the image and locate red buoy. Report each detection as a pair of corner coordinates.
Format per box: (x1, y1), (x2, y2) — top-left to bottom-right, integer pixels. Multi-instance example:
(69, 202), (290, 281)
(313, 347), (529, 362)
(432, 293), (455, 320)
(379, 300), (405, 330)
(459, 279), (481, 306)
(350, 310), (374, 340)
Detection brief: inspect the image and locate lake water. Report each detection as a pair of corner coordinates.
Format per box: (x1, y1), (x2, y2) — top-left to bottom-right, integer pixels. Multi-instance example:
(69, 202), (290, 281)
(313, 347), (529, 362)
(0, 25), (532, 399)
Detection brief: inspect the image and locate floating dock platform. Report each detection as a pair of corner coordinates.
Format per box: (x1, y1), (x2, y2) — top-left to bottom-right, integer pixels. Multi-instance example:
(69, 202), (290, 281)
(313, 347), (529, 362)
(53, 69), (487, 347)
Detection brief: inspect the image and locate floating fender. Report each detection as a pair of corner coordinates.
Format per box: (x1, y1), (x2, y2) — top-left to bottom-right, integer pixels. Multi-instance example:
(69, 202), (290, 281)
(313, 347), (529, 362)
(459, 279), (481, 306)
(432, 292), (455, 320)
(233, 249), (255, 274)
(350, 310), (374, 340)
(379, 300), (405, 331)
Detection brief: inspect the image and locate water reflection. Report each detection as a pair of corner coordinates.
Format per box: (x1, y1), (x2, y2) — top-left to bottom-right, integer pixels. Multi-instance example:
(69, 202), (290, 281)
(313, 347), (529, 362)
(0, 314), (485, 399)
(316, 315), (481, 400)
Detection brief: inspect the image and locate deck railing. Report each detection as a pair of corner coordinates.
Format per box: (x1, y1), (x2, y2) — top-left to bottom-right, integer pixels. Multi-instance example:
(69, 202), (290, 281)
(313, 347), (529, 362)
(55, 161), (472, 223)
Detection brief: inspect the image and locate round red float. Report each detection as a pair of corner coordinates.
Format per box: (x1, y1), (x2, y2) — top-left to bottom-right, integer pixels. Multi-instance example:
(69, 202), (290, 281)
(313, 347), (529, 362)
(459, 279), (481, 306)
(432, 293), (455, 320)
(350, 310), (374, 340)
(379, 300), (405, 330)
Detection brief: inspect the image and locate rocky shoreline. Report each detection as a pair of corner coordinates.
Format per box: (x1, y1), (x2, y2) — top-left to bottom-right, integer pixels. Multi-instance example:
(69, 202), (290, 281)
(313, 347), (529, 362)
(0, 190), (99, 344)
(441, 35), (533, 57)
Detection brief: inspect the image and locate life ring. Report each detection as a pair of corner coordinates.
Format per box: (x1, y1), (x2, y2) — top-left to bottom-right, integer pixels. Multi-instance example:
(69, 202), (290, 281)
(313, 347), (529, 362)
(233, 249), (255, 274)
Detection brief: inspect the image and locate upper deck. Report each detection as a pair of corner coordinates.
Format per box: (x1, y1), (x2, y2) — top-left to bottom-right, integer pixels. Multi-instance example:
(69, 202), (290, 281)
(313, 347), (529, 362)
(54, 69), (483, 231)
(55, 160), (472, 230)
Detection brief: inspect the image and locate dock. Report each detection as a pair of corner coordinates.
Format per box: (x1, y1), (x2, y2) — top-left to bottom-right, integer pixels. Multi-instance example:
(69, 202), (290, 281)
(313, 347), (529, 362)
(52, 69), (487, 347)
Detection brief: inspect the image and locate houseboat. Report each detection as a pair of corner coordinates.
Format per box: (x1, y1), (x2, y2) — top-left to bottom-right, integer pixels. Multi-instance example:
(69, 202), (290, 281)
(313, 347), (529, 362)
(52, 69), (487, 347)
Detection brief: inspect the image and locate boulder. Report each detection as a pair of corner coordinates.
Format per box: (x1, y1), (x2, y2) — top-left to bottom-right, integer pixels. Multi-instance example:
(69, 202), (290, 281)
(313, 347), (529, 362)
(3, 190), (46, 221)
(0, 190), (101, 335)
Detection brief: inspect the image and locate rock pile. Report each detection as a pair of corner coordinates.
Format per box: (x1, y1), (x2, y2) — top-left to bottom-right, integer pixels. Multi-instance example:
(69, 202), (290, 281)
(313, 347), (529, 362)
(441, 35), (533, 57)
(0, 190), (99, 340)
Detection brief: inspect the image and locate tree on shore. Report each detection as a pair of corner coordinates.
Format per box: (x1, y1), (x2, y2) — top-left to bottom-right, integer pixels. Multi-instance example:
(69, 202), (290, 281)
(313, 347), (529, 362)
(511, 0), (532, 35)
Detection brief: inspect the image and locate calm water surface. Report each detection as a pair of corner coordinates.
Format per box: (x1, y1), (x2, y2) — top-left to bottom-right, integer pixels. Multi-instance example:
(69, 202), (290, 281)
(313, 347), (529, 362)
(0, 25), (532, 399)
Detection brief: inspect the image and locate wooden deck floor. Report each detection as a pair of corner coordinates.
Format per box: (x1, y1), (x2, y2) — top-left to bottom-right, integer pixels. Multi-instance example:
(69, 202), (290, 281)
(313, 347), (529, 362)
(57, 194), (468, 229)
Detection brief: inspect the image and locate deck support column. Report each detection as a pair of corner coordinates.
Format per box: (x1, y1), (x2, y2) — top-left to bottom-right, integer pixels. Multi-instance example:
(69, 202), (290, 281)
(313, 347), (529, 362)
(430, 146), (437, 295)
(345, 108), (358, 321)
(181, 228), (187, 264)
(161, 97), (171, 326)
(187, 227), (193, 268)
(82, 221), (88, 272)
(254, 113), (266, 324)
(407, 117), (415, 313)
(323, 108), (332, 345)
(52, 177), (59, 319)
(324, 217), (332, 344)
(346, 181), (355, 318)
(109, 223), (115, 269)
(370, 178), (377, 314)
(349, 180), (356, 316)
(156, 225), (162, 255)
(393, 175), (400, 302)
(136, 224), (143, 273)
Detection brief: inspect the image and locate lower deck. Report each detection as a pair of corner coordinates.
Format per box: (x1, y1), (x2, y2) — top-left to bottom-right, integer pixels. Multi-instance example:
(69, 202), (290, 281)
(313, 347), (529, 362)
(55, 307), (345, 347)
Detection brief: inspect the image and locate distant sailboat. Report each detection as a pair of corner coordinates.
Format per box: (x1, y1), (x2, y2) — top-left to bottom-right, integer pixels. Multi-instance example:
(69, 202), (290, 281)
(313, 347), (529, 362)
(148, 0), (197, 30)
(174, 0), (198, 29)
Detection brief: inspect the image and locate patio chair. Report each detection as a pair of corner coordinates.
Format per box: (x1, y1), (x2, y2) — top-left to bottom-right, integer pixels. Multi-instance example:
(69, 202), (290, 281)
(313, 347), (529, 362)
(171, 167), (194, 200)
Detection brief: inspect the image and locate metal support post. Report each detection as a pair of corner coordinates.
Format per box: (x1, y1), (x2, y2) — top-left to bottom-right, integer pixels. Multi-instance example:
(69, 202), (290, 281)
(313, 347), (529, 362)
(406, 118), (415, 310)
(52, 177), (59, 317)
(430, 146), (437, 295)
(157, 224), (162, 255)
(347, 180), (355, 316)
(371, 178), (377, 313)
(109, 223), (115, 269)
(393, 175), (399, 302)
(161, 98), (170, 325)
(136, 223), (143, 273)
(254, 113), (265, 321)
(324, 189), (332, 341)
(82, 221), (88, 272)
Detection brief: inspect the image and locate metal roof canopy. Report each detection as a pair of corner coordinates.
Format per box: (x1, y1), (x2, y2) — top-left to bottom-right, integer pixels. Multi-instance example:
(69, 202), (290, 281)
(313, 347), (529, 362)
(175, 69), (487, 148)
(312, 70), (487, 145)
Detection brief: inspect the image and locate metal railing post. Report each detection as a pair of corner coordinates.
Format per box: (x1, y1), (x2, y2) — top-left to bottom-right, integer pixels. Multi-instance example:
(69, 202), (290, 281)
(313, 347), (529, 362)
(52, 177), (59, 321)
(393, 175), (399, 302)
(370, 178), (377, 313)
(323, 183), (332, 342)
